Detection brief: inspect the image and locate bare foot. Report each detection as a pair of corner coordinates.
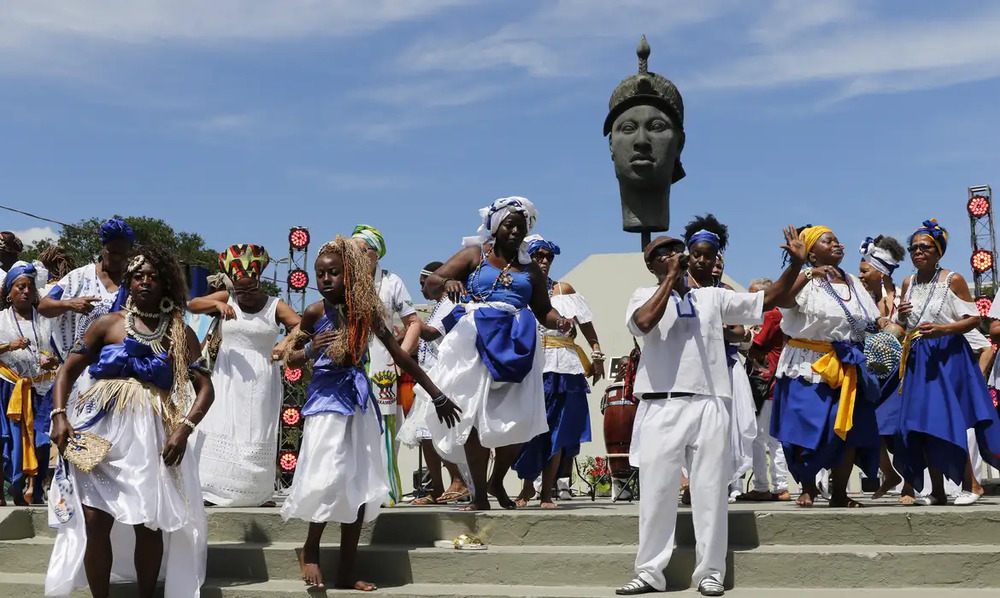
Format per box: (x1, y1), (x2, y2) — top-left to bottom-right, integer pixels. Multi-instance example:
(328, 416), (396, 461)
(872, 472), (902, 500)
(540, 500), (557, 509)
(459, 497), (490, 511)
(335, 580), (377, 591)
(796, 492), (814, 507)
(774, 491), (792, 501)
(514, 487), (535, 508)
(488, 479), (516, 510)
(829, 497), (864, 508)
(899, 495), (917, 506)
(299, 546), (325, 589)
(972, 482), (985, 496)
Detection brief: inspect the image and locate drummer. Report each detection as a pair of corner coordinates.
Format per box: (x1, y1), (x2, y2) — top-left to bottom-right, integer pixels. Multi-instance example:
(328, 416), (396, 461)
(617, 230), (805, 597)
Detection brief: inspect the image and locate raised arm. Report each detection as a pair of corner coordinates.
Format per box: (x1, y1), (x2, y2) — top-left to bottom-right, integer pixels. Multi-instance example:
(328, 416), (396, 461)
(762, 226), (808, 310)
(631, 252), (685, 334)
(422, 246), (480, 303)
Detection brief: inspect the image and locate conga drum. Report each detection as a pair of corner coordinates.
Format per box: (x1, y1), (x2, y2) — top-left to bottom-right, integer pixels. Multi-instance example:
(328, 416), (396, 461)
(397, 371), (416, 417)
(602, 381), (639, 480)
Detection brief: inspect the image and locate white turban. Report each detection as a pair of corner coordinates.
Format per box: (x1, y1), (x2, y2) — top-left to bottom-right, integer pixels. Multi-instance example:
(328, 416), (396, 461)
(462, 196), (539, 264)
(860, 237), (900, 277)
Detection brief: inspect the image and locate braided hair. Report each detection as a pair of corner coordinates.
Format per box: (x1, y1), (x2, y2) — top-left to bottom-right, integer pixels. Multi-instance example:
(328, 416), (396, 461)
(37, 245), (77, 280)
(316, 236), (385, 366)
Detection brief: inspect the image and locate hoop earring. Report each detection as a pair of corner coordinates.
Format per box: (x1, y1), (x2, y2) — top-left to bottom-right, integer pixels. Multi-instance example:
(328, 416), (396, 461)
(160, 297), (175, 313)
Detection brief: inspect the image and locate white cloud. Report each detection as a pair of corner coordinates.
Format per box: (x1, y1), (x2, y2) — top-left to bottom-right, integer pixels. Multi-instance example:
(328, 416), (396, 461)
(11, 226), (58, 246)
(289, 168), (412, 191)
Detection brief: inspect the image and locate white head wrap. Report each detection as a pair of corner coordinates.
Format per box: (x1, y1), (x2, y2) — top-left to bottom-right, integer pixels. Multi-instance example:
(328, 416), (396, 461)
(860, 237), (900, 277)
(462, 196), (539, 264)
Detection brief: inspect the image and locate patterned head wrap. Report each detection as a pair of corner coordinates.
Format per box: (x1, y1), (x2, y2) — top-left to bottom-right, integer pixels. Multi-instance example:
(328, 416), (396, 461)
(687, 229), (721, 251)
(99, 218), (136, 245)
(910, 219), (948, 256)
(351, 225), (386, 260)
(860, 237), (900, 276)
(799, 226), (833, 253)
(3, 261), (47, 296)
(218, 244), (270, 281)
(525, 234), (561, 258)
(462, 196), (539, 264)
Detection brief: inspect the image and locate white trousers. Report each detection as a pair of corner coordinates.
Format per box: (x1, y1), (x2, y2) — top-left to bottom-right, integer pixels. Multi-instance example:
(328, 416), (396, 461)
(635, 396), (729, 591)
(751, 401), (788, 493)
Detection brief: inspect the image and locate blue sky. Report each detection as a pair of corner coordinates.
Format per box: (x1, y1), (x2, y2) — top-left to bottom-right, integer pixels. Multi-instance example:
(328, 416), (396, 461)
(3, 1), (1000, 299)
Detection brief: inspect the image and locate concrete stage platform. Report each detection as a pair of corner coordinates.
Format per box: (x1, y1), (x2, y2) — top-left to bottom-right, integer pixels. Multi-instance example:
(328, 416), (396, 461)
(2, 496), (999, 596)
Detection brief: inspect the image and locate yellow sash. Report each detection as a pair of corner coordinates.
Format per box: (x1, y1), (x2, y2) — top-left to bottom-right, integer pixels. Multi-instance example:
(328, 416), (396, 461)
(0, 363), (54, 476)
(542, 335), (592, 375)
(897, 330), (922, 394)
(787, 338), (857, 440)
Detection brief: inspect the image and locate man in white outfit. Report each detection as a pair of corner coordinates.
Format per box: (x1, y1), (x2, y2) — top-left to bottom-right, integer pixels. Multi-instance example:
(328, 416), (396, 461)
(617, 231), (804, 596)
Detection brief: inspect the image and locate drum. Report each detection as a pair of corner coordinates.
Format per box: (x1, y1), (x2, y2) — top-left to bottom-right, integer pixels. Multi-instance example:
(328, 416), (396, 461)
(602, 381), (639, 479)
(397, 372), (416, 417)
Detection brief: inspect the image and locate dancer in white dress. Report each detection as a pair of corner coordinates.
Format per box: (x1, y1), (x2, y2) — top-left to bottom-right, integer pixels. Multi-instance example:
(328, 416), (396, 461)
(189, 244), (300, 507)
(46, 247), (214, 598)
(281, 237), (459, 592)
(403, 197), (571, 511)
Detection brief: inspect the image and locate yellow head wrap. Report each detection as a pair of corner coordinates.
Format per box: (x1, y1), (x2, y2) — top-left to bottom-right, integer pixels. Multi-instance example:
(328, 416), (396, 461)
(799, 226), (833, 253)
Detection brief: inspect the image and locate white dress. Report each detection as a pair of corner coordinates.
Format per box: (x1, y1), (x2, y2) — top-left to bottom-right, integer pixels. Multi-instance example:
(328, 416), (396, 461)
(196, 296), (282, 507)
(727, 351), (757, 485)
(46, 362), (206, 597)
(400, 297), (455, 444)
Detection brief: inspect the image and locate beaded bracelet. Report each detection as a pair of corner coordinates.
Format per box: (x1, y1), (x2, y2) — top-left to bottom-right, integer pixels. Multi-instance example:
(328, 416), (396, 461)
(51, 408), (67, 417)
(180, 416), (197, 431)
(431, 394), (449, 406)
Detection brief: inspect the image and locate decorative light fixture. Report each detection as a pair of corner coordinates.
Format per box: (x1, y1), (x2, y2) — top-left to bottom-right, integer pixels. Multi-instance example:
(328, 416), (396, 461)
(279, 452), (298, 472)
(284, 367), (302, 383)
(289, 227), (311, 250)
(288, 269), (309, 291)
(976, 296), (993, 317)
(282, 406), (301, 426)
(971, 250), (994, 274)
(968, 195), (991, 219)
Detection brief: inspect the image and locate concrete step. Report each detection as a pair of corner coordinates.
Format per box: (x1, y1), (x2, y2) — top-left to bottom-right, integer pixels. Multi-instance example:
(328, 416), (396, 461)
(5, 537), (1000, 588)
(6, 501), (1000, 547)
(1, 575), (1000, 598)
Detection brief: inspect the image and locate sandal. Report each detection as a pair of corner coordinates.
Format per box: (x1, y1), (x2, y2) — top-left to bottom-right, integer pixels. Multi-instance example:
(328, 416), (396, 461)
(438, 490), (471, 504)
(411, 495), (438, 506)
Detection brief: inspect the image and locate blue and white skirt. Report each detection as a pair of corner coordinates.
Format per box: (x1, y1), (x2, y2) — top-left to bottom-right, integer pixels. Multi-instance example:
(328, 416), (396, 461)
(513, 372), (590, 481)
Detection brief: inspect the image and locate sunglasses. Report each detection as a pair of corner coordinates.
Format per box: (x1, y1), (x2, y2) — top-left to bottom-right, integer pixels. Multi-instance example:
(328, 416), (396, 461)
(532, 252), (554, 264)
(908, 243), (936, 254)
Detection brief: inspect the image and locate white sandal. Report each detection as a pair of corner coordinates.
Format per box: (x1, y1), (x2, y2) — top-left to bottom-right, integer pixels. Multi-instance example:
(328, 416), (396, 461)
(698, 578), (725, 596)
(954, 491), (981, 506)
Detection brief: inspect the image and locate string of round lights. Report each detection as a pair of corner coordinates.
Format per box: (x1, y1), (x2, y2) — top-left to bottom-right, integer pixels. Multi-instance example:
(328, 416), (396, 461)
(288, 269), (310, 291)
(289, 227), (311, 250)
(972, 249), (994, 275)
(968, 195), (991, 219)
(284, 367), (303, 383)
(976, 296), (993, 317)
(282, 406), (301, 426)
(279, 451), (298, 472)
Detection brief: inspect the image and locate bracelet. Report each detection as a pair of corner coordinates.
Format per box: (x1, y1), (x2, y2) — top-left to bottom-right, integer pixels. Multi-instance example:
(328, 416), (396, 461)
(804, 268), (814, 281)
(303, 341), (316, 360)
(51, 408), (67, 417)
(180, 416), (197, 431)
(591, 351), (605, 360)
(431, 394), (449, 406)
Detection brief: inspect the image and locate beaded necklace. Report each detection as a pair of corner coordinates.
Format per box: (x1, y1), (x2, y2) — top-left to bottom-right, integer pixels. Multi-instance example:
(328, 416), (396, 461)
(818, 275), (872, 341)
(10, 307), (41, 360)
(905, 268), (948, 331)
(467, 247), (515, 303)
(124, 297), (169, 354)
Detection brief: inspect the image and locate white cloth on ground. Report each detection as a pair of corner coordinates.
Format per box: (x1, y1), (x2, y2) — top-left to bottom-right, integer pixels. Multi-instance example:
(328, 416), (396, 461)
(45, 385), (207, 598)
(196, 296), (282, 507)
(280, 408), (389, 524)
(632, 395), (729, 591)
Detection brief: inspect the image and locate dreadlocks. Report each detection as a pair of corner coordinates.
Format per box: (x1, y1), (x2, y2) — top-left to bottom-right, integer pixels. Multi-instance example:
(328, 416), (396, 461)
(123, 245), (191, 407)
(37, 245), (77, 281)
(317, 236), (384, 366)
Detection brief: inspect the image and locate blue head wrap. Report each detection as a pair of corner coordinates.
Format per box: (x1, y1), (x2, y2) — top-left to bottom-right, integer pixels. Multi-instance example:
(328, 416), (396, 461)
(687, 229), (721, 251)
(910, 219), (948, 256)
(99, 218), (136, 245)
(3, 261), (41, 296)
(525, 234), (561, 257)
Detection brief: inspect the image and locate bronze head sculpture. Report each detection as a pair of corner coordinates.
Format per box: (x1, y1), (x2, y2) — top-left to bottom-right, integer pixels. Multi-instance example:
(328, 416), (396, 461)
(605, 35), (685, 235)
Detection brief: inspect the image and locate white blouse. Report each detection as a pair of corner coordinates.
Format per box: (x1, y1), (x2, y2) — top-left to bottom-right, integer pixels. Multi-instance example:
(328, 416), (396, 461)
(776, 274), (879, 383)
(897, 273), (978, 328)
(0, 307), (55, 392)
(541, 292), (594, 376)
